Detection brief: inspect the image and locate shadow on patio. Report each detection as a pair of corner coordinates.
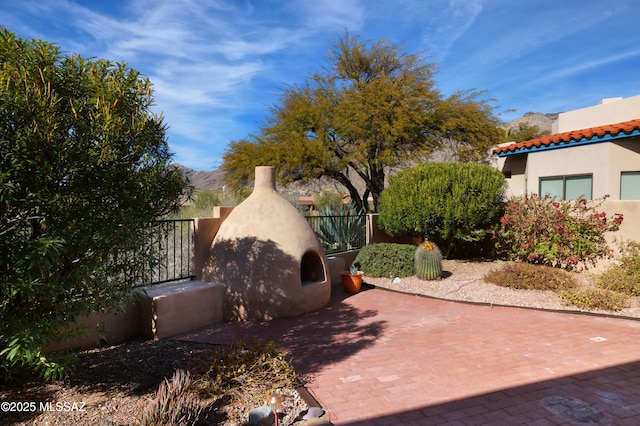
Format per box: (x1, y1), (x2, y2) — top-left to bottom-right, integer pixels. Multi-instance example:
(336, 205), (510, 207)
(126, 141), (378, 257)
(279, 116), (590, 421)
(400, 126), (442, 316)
(337, 359), (640, 425)
(179, 284), (387, 377)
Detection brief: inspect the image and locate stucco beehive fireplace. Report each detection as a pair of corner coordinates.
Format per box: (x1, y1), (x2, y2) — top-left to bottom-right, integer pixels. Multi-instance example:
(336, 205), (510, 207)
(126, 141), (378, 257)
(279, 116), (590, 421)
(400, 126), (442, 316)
(202, 166), (331, 321)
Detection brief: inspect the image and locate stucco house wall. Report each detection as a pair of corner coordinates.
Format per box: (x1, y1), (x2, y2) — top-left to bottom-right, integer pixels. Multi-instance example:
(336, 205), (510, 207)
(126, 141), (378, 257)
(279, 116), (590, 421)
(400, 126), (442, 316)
(552, 94), (640, 133)
(509, 140), (640, 199)
(493, 96), (640, 245)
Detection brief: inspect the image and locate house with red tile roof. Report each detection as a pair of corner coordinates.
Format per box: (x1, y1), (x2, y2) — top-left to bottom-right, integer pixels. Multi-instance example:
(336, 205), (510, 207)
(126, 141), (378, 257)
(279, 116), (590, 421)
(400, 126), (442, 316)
(492, 94), (640, 242)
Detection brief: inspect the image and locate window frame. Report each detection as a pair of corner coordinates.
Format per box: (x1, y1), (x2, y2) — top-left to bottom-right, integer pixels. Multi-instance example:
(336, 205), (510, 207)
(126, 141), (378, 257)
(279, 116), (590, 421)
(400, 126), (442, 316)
(539, 173), (593, 200)
(620, 171), (640, 200)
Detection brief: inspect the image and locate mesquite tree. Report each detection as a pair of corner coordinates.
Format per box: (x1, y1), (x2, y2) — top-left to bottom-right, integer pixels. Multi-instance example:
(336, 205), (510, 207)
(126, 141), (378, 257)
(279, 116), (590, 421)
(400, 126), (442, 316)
(222, 32), (502, 213)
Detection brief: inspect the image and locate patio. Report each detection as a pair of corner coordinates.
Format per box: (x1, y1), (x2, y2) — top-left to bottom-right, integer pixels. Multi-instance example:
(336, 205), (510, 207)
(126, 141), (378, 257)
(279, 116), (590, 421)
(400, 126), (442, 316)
(179, 285), (640, 425)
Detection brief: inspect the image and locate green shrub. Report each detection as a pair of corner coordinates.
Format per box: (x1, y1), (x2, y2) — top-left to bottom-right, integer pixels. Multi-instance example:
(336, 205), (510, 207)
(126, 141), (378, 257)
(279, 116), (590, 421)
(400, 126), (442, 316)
(314, 190), (345, 212)
(354, 243), (416, 278)
(596, 265), (640, 296)
(560, 289), (628, 312)
(378, 162), (506, 258)
(494, 194), (623, 270)
(484, 262), (577, 291)
(0, 30), (191, 380)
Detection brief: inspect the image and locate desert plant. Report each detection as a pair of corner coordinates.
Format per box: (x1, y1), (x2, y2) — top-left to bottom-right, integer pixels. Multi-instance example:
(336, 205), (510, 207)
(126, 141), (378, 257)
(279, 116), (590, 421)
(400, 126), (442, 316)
(221, 32), (502, 214)
(378, 162), (506, 258)
(309, 202), (365, 253)
(354, 243), (416, 278)
(415, 241), (443, 280)
(484, 262), (577, 291)
(560, 289), (628, 312)
(349, 262), (361, 275)
(617, 240), (640, 284)
(137, 369), (206, 426)
(494, 194), (623, 270)
(596, 265), (640, 296)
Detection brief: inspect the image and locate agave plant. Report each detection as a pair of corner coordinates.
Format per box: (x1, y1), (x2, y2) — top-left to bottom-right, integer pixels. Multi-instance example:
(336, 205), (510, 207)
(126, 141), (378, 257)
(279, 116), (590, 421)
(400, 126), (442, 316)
(309, 203), (365, 253)
(137, 369), (205, 426)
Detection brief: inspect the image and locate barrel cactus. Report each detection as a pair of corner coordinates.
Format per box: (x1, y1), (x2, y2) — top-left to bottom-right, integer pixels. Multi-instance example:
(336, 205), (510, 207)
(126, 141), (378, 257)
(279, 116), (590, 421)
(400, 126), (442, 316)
(415, 240), (443, 280)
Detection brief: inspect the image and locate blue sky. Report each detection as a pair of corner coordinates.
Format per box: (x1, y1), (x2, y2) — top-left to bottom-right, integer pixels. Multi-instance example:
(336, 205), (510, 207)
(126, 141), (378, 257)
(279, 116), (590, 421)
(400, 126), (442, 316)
(2, 0), (639, 171)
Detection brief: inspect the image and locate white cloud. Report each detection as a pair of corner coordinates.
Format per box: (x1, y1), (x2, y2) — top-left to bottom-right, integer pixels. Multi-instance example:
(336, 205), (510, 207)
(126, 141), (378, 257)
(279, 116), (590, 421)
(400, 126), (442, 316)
(2, 0), (639, 169)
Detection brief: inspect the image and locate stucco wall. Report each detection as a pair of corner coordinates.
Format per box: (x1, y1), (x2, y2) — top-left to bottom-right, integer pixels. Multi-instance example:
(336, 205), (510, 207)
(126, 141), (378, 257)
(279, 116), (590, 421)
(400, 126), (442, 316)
(524, 143), (611, 198)
(552, 95), (640, 133)
(497, 138), (640, 201)
(602, 200), (640, 245)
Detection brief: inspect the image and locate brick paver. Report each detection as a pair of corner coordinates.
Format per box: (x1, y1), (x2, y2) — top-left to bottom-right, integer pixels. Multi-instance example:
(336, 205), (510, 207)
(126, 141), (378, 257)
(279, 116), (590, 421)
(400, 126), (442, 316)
(180, 285), (640, 425)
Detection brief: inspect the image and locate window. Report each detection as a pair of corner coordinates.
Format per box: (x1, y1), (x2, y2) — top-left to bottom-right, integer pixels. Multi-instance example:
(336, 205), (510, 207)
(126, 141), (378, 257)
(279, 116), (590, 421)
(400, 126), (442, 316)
(540, 174), (592, 200)
(621, 172), (640, 200)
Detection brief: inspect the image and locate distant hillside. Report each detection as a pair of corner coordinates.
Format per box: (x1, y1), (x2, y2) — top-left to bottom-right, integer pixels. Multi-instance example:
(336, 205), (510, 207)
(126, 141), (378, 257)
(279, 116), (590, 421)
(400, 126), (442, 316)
(175, 164), (224, 191)
(501, 112), (559, 134)
(175, 112), (560, 193)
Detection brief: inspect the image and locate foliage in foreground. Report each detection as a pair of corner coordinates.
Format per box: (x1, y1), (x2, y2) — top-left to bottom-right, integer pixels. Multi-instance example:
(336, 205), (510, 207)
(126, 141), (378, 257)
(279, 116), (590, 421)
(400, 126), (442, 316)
(354, 243), (416, 278)
(494, 194), (623, 271)
(0, 30), (191, 380)
(379, 162), (506, 258)
(484, 262), (577, 291)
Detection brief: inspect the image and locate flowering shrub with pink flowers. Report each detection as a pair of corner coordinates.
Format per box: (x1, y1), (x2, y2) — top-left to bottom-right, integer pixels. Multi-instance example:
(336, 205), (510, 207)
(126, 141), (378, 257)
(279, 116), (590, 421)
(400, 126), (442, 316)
(494, 194), (623, 270)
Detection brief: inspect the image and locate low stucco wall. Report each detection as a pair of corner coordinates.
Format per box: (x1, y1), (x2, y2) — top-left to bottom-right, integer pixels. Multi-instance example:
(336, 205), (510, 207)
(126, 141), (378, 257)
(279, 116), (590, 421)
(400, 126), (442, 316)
(192, 207), (235, 280)
(48, 300), (141, 352)
(366, 213), (414, 245)
(138, 281), (224, 340)
(49, 280), (225, 352)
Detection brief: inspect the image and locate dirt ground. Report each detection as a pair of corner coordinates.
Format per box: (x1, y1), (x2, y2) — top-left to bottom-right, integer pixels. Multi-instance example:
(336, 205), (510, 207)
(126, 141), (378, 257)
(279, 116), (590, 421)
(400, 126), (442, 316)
(0, 338), (309, 426)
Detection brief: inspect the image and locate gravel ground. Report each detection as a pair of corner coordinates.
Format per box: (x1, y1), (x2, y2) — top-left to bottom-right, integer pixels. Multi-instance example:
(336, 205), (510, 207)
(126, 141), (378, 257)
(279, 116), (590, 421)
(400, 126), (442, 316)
(366, 259), (640, 319)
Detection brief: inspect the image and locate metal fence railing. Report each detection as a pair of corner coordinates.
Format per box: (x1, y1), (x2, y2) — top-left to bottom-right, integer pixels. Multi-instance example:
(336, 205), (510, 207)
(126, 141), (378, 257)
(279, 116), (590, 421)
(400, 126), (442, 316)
(139, 218), (196, 287)
(135, 214), (364, 287)
(305, 214), (366, 254)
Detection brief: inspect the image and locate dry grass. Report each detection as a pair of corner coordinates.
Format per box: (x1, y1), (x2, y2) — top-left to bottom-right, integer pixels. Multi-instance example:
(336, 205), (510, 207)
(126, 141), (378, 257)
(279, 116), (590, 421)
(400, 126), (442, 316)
(484, 262), (578, 291)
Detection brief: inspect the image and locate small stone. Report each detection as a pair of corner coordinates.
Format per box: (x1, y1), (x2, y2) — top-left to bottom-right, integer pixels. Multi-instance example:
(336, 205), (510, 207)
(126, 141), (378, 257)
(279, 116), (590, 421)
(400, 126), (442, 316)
(392, 277), (401, 283)
(302, 407), (326, 419)
(248, 405), (273, 426)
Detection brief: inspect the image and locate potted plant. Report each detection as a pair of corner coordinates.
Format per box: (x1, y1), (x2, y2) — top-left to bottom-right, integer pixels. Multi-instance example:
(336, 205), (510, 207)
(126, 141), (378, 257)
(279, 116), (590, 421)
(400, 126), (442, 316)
(340, 262), (364, 293)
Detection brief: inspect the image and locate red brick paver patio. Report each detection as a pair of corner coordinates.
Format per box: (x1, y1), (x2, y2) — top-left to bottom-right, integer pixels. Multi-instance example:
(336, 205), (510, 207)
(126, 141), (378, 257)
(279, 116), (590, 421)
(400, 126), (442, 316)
(180, 286), (640, 425)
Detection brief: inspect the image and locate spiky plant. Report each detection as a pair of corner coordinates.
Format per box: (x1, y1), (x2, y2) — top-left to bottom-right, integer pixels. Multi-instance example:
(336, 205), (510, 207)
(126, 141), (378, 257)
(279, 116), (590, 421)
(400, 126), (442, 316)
(137, 369), (205, 426)
(415, 241), (443, 280)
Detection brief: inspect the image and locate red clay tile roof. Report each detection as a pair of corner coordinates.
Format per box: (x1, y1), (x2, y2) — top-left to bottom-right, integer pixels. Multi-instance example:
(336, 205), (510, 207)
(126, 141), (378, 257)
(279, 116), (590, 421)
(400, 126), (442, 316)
(493, 118), (640, 156)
